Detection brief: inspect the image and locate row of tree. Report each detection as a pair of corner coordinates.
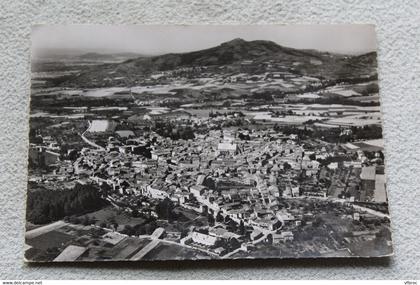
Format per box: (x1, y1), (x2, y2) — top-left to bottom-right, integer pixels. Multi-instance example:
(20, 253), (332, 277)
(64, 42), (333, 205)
(153, 121), (195, 140)
(276, 125), (383, 143)
(26, 183), (106, 224)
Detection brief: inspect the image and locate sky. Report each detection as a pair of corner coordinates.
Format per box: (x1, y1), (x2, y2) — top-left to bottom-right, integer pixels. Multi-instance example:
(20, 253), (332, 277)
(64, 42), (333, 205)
(32, 24), (377, 57)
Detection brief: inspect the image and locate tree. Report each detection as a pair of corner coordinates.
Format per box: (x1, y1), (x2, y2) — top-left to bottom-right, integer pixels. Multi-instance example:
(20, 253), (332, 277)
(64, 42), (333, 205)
(122, 225), (134, 236)
(131, 209), (140, 217)
(26, 183), (106, 224)
(208, 214), (215, 227)
(155, 198), (176, 222)
(227, 220), (238, 232)
(312, 217), (324, 228)
(216, 212), (224, 223)
(222, 100), (231, 107)
(82, 216), (90, 226)
(203, 177), (217, 190)
(180, 228), (189, 238)
(67, 149), (78, 161)
(227, 237), (241, 250)
(283, 162), (292, 171)
(70, 216), (81, 224)
(266, 233), (273, 244)
(144, 220), (158, 235)
(238, 220), (245, 236)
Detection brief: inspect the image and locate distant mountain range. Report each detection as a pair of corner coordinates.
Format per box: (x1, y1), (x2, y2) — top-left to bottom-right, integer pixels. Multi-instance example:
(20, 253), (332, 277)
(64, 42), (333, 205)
(33, 49), (143, 63)
(57, 38), (378, 88)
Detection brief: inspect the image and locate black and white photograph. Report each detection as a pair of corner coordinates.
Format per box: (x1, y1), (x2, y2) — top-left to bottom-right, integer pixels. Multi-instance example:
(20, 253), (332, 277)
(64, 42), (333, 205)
(25, 24), (393, 262)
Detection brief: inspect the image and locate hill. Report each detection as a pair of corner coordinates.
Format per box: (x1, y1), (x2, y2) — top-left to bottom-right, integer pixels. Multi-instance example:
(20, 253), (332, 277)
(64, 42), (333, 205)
(58, 38), (377, 88)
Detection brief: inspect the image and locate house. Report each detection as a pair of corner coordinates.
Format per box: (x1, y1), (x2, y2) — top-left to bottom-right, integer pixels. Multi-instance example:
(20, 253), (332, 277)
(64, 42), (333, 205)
(251, 218), (282, 231)
(144, 184), (170, 200)
(213, 247), (227, 256)
(327, 162), (338, 170)
(190, 185), (206, 197)
(301, 156), (312, 169)
(291, 186), (300, 197)
(289, 134), (298, 140)
(101, 232), (126, 245)
(276, 211), (295, 224)
(196, 174), (206, 185)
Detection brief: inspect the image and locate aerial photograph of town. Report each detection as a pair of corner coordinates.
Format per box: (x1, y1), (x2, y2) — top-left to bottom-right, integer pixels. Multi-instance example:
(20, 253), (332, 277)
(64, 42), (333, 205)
(25, 25), (393, 262)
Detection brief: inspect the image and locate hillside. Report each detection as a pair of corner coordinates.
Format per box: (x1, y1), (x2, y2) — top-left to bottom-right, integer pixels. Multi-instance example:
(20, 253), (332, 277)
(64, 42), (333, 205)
(59, 38), (377, 88)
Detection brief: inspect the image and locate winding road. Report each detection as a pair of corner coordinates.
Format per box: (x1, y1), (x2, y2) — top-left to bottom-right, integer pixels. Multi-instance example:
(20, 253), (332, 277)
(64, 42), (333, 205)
(80, 121), (105, 150)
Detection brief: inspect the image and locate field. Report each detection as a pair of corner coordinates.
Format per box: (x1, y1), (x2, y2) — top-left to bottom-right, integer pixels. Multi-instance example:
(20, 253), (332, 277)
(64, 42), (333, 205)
(26, 230), (73, 250)
(325, 113), (382, 126)
(81, 207), (147, 230)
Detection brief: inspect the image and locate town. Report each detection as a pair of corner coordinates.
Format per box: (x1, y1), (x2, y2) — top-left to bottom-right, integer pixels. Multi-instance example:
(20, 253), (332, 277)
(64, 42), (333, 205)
(25, 37), (392, 262)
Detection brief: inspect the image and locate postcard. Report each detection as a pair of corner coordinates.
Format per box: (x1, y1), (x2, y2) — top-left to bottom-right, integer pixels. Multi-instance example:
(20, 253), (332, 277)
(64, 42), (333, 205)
(25, 25), (392, 262)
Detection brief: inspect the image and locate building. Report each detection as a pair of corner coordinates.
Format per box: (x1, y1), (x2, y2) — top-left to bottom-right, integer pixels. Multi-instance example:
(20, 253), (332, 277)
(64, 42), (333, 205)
(250, 218), (282, 231)
(191, 232), (218, 246)
(327, 162), (339, 170)
(276, 211), (295, 224)
(29, 147), (60, 167)
(144, 184), (170, 200)
(272, 231), (294, 243)
(213, 247), (227, 256)
(217, 141), (237, 155)
(190, 185), (206, 198)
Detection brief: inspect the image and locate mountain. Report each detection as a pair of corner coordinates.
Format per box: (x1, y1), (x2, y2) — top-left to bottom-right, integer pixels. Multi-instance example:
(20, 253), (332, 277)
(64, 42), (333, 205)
(77, 52), (143, 62)
(58, 38), (377, 88)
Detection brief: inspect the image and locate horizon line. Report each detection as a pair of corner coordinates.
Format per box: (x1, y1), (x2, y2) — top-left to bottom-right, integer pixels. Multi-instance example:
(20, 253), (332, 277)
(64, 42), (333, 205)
(32, 37), (376, 59)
